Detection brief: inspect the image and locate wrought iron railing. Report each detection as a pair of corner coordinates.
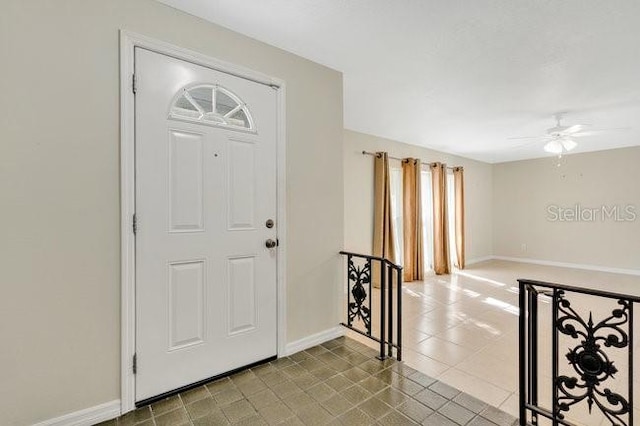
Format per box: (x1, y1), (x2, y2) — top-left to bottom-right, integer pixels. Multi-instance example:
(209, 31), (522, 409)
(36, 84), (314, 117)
(519, 279), (640, 426)
(339, 251), (403, 361)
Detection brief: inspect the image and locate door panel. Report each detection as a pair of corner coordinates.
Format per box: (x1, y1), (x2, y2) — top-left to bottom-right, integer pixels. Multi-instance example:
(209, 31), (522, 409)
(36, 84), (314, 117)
(135, 48), (278, 401)
(169, 130), (205, 233)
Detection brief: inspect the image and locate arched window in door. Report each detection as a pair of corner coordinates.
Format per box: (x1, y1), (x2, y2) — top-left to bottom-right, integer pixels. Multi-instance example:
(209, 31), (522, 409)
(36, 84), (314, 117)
(170, 84), (255, 131)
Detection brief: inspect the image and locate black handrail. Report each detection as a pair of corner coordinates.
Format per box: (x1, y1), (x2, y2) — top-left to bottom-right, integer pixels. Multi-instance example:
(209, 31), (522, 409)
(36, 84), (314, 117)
(519, 278), (637, 426)
(339, 251), (403, 361)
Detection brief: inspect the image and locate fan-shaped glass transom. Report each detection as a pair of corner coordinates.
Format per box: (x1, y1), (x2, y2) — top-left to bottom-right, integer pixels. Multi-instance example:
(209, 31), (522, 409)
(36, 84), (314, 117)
(170, 84), (254, 131)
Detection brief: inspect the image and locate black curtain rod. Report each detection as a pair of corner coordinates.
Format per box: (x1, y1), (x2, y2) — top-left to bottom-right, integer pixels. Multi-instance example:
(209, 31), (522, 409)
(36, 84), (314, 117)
(361, 150), (460, 170)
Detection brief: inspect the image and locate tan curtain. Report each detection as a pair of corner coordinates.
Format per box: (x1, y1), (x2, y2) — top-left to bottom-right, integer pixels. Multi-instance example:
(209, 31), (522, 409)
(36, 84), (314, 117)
(372, 152), (395, 287)
(402, 159), (423, 281)
(453, 167), (465, 269)
(431, 162), (450, 275)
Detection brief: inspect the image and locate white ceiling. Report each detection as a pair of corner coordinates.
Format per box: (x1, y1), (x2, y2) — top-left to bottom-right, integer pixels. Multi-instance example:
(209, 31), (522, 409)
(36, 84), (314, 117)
(157, 0), (640, 163)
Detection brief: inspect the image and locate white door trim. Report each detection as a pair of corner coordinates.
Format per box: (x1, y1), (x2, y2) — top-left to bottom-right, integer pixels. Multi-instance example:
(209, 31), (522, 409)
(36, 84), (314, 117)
(119, 30), (287, 414)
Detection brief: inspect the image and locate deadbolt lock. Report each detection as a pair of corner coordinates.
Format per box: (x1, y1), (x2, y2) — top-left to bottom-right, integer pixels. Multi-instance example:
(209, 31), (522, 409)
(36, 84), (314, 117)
(265, 219), (274, 229)
(265, 239), (277, 249)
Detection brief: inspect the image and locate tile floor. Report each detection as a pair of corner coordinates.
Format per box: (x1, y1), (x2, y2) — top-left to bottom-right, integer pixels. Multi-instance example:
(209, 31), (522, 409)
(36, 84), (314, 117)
(100, 337), (517, 425)
(347, 259), (640, 426)
(102, 259), (639, 426)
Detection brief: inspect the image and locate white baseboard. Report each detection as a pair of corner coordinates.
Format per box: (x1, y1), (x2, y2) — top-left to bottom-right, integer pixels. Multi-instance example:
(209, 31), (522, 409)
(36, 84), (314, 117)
(465, 256), (494, 266)
(33, 400), (120, 426)
(492, 255), (640, 276)
(284, 326), (345, 356)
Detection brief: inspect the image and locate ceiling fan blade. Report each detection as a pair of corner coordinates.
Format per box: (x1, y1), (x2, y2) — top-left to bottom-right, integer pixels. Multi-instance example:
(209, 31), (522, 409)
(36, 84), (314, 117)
(561, 139), (578, 151)
(507, 136), (543, 140)
(544, 140), (563, 154)
(564, 124), (584, 134)
(570, 131), (598, 137)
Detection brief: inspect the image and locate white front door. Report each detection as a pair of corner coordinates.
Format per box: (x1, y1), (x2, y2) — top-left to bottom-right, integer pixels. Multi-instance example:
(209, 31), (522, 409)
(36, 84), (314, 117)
(135, 48), (278, 401)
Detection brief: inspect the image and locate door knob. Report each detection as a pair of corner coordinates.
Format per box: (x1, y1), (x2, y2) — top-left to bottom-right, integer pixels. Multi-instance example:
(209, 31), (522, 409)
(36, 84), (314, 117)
(265, 239), (277, 249)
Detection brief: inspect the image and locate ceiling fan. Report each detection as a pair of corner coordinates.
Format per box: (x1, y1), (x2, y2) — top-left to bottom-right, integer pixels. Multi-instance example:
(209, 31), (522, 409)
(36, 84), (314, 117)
(508, 113), (609, 155)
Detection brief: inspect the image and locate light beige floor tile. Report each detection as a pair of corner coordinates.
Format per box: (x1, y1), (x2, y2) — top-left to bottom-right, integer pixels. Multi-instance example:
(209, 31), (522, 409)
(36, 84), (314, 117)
(437, 368), (510, 408)
(415, 337), (476, 366)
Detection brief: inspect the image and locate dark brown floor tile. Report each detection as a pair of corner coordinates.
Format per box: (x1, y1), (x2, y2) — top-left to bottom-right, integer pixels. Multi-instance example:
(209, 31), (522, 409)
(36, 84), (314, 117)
(297, 358), (325, 372)
(281, 364), (306, 378)
(282, 391), (315, 413)
(325, 359), (352, 372)
(214, 388), (245, 406)
(358, 396), (393, 418)
(305, 346), (330, 356)
(376, 387), (410, 408)
(390, 363), (417, 378)
(192, 409), (230, 425)
(428, 381), (460, 400)
(151, 395), (183, 416)
(296, 403), (334, 426)
(453, 393), (487, 414)
(321, 393), (354, 416)
(207, 377), (234, 395)
(360, 375), (389, 394)
(233, 414), (268, 426)
(317, 351), (342, 364)
(269, 379), (301, 397)
(272, 357), (295, 369)
(252, 363), (278, 377)
(467, 416), (498, 426)
(340, 384), (373, 405)
(261, 371), (289, 388)
(182, 386), (212, 405)
(154, 407), (191, 426)
(307, 382), (338, 403)
(397, 399), (433, 423)
(221, 399), (257, 423)
(413, 388), (447, 411)
(185, 397), (219, 420)
(342, 367), (369, 383)
(95, 420), (117, 426)
(479, 406), (518, 426)
(378, 409), (417, 425)
(341, 351), (370, 365)
(236, 378), (268, 397)
(321, 337), (345, 350)
(390, 377), (423, 396)
(289, 351), (312, 363)
(247, 389), (280, 410)
(118, 406), (152, 425)
(406, 371), (436, 388)
(337, 407), (373, 426)
(360, 359), (388, 375)
(310, 365), (338, 381)
(421, 412), (457, 426)
(325, 374), (353, 392)
(290, 372), (321, 390)
(279, 416), (305, 426)
(258, 401), (295, 425)
(374, 369), (396, 385)
(437, 401), (475, 425)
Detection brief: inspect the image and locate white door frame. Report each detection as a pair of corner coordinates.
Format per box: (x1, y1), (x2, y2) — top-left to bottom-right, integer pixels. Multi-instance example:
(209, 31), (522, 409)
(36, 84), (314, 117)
(119, 30), (287, 414)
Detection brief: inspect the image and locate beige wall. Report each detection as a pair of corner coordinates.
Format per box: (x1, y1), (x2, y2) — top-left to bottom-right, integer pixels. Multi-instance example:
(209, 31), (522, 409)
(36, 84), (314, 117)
(343, 130), (494, 263)
(0, 1), (343, 424)
(493, 147), (640, 271)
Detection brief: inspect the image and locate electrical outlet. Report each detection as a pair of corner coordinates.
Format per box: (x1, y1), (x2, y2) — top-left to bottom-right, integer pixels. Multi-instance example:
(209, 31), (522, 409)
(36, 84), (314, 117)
(521, 243), (527, 252)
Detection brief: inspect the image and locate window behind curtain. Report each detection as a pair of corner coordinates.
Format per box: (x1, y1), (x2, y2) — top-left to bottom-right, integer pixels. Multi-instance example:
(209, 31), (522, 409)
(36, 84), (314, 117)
(421, 169), (434, 272)
(447, 173), (458, 268)
(390, 167), (403, 266)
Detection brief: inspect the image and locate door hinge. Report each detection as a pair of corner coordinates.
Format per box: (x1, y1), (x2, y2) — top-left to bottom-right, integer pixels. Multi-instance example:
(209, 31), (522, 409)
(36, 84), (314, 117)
(133, 353), (137, 375)
(132, 74), (137, 94)
(132, 214), (138, 235)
